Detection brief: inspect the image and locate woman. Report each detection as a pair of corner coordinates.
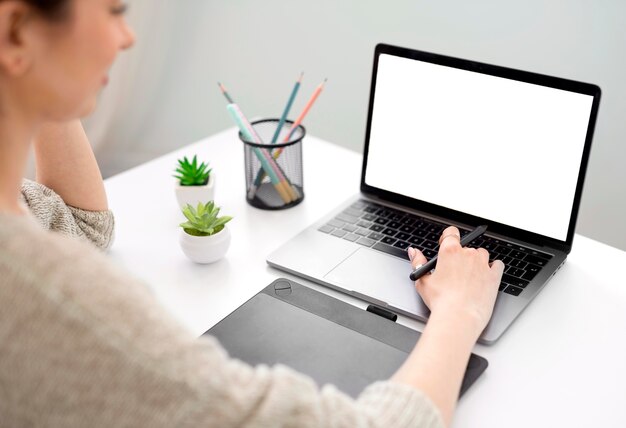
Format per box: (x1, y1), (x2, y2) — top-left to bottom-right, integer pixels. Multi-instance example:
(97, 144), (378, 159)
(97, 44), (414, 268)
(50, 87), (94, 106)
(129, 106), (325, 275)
(0, 1), (505, 427)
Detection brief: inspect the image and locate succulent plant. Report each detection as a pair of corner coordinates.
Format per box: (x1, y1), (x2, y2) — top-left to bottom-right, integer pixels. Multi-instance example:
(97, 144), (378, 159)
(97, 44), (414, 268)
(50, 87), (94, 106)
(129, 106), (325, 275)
(179, 201), (233, 237)
(174, 155), (212, 186)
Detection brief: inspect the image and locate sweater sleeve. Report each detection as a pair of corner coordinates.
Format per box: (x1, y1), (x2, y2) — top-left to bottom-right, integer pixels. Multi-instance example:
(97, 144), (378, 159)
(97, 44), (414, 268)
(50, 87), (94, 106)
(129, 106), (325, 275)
(0, 217), (445, 428)
(20, 178), (114, 250)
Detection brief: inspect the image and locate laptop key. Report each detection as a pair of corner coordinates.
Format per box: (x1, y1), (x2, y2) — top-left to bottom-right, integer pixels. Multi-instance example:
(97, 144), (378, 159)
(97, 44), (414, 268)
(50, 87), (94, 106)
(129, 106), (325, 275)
(411, 220), (426, 229)
(524, 254), (549, 266)
(400, 215), (417, 225)
(426, 233), (440, 242)
(423, 249), (437, 259)
(370, 224), (384, 232)
(426, 224), (445, 234)
(530, 250), (553, 260)
(423, 240), (437, 249)
(331, 229), (347, 238)
(343, 224), (358, 232)
(396, 232), (411, 241)
(504, 285), (523, 296)
(522, 264), (541, 281)
(355, 228), (371, 237)
(399, 225), (415, 234)
(343, 233), (360, 242)
(502, 274), (529, 288)
(373, 242), (410, 260)
(368, 232), (384, 241)
(336, 213), (359, 224)
(393, 241), (410, 250)
(492, 253), (505, 261)
(381, 236), (397, 245)
(412, 229), (428, 238)
(363, 206), (378, 213)
(362, 213), (376, 221)
(318, 225), (334, 234)
(495, 245), (511, 256)
(507, 267), (525, 278)
(388, 221), (402, 229)
(482, 242), (497, 251)
(408, 236), (423, 246)
(356, 237), (376, 247)
(343, 208), (363, 217)
(470, 238), (485, 247)
(510, 259), (527, 269)
(382, 228), (397, 236)
(498, 282), (507, 291)
(374, 217), (389, 225)
(328, 219), (344, 229)
(357, 220), (372, 228)
(509, 250), (526, 260)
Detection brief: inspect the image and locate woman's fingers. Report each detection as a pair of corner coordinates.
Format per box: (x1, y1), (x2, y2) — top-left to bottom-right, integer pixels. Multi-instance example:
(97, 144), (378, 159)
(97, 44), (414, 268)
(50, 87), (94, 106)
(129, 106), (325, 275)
(476, 247), (490, 263)
(490, 259), (505, 277)
(438, 226), (462, 253)
(408, 247), (427, 269)
(409, 247), (432, 297)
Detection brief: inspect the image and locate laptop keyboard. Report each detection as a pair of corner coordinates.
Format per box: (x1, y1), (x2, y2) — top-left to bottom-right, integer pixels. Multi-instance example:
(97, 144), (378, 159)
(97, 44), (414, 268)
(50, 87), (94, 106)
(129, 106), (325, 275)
(317, 200), (553, 297)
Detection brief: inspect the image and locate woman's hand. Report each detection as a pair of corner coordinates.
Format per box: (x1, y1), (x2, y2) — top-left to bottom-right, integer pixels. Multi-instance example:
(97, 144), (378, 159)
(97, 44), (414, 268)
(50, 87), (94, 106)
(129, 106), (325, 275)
(408, 226), (505, 338)
(392, 226), (505, 425)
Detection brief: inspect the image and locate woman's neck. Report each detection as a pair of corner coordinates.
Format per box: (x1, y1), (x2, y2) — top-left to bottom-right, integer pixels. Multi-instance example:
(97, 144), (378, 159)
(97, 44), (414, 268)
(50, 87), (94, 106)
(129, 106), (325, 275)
(0, 109), (37, 215)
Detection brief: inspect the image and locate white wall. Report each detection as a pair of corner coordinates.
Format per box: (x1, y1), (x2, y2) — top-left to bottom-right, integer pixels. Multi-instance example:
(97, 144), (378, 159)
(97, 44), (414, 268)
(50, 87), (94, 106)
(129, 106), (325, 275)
(86, 0), (626, 251)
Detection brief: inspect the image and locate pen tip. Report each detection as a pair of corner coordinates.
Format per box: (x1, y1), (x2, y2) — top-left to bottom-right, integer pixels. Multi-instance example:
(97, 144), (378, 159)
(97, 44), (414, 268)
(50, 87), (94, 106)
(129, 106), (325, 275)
(298, 71), (304, 82)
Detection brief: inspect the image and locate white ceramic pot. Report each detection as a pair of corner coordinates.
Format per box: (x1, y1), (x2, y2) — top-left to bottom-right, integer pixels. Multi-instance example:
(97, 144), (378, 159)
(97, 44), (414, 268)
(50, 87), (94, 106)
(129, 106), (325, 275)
(175, 173), (215, 210)
(179, 225), (231, 264)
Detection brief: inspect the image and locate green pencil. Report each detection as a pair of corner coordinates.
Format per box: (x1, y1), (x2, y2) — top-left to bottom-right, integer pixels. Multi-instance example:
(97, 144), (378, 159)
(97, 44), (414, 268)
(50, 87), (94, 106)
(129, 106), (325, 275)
(271, 72), (303, 144)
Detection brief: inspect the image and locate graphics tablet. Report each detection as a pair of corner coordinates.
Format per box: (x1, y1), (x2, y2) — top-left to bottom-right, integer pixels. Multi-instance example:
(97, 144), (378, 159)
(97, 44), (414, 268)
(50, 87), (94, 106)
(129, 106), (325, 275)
(203, 278), (488, 398)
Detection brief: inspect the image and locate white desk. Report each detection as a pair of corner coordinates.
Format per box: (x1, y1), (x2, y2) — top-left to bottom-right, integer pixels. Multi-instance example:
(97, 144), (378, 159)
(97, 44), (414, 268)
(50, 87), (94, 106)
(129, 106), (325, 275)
(105, 128), (626, 428)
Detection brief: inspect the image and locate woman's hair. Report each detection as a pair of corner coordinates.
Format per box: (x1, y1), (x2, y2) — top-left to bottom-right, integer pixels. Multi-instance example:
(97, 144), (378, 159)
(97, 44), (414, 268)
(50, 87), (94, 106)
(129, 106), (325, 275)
(10, 0), (70, 20)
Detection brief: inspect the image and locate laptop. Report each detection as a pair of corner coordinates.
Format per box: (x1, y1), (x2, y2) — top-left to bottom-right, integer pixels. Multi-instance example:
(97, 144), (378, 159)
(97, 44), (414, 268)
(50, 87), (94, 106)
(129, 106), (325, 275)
(267, 43), (601, 344)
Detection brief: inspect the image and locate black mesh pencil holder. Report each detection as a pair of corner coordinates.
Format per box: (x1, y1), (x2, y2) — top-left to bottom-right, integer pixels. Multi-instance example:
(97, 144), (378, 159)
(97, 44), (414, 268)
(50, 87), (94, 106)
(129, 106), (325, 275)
(239, 119), (305, 210)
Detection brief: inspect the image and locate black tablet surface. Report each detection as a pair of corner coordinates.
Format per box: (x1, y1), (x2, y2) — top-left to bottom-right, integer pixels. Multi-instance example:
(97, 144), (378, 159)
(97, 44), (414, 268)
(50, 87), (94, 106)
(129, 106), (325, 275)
(203, 278), (487, 398)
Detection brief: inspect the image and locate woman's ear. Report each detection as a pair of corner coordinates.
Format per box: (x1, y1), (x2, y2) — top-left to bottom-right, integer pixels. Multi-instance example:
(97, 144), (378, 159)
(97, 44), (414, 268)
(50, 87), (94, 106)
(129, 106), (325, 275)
(0, 1), (35, 76)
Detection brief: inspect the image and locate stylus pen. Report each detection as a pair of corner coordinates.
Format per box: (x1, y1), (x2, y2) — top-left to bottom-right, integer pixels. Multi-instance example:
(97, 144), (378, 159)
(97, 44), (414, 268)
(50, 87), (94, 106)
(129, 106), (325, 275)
(409, 224), (488, 281)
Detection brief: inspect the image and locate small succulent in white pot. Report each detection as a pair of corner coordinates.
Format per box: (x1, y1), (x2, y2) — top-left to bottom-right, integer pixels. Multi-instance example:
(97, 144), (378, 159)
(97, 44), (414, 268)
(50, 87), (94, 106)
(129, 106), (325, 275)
(179, 201), (233, 264)
(173, 155), (215, 209)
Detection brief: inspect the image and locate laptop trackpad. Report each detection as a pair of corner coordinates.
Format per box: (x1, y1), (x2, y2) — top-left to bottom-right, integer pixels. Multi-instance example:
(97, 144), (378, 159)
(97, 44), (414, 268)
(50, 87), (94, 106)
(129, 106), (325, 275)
(324, 247), (430, 317)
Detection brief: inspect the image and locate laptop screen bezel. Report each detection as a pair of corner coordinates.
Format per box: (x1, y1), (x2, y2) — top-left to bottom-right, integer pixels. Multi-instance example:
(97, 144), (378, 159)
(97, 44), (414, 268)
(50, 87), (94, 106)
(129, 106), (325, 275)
(360, 43), (601, 253)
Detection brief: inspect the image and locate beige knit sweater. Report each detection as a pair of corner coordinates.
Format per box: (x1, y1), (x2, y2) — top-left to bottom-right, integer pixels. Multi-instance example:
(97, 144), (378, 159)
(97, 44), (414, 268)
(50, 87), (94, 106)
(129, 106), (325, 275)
(0, 180), (444, 428)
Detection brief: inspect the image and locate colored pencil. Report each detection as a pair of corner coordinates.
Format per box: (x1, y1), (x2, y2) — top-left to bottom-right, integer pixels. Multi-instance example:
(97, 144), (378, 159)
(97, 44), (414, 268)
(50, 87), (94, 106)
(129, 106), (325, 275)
(218, 82), (235, 104)
(226, 104), (292, 204)
(253, 78), (327, 187)
(282, 77), (327, 144)
(233, 104), (299, 201)
(270, 72), (304, 144)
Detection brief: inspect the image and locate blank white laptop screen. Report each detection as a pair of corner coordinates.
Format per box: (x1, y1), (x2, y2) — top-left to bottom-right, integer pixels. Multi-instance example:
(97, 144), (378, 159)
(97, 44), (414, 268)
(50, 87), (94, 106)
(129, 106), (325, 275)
(365, 54), (594, 241)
